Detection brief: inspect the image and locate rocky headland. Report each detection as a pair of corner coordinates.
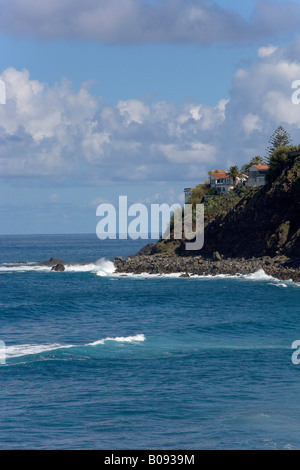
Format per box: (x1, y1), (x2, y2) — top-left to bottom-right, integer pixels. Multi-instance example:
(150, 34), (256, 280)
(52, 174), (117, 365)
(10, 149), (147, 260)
(114, 158), (300, 282)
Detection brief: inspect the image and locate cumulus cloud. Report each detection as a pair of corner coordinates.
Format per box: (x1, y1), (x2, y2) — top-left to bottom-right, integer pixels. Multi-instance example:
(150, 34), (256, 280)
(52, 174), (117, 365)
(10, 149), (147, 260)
(117, 100), (150, 126)
(216, 40), (300, 162)
(1, 40), (300, 186)
(159, 142), (217, 164)
(243, 113), (262, 136)
(1, 0), (300, 45)
(0, 67), (222, 184)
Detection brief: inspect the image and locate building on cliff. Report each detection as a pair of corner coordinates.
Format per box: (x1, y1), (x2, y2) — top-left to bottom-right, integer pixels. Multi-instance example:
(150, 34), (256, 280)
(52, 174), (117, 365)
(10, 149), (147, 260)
(184, 188), (192, 203)
(208, 170), (247, 195)
(184, 163), (269, 202)
(209, 170), (234, 195)
(246, 164), (269, 187)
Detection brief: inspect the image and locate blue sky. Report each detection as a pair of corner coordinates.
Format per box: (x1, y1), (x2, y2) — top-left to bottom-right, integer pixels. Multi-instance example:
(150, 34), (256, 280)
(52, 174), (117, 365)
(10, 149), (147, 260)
(1, 0), (300, 234)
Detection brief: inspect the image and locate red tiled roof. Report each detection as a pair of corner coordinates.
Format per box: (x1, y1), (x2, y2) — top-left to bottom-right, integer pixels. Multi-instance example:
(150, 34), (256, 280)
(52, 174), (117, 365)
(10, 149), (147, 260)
(253, 164), (269, 170)
(210, 170), (230, 179)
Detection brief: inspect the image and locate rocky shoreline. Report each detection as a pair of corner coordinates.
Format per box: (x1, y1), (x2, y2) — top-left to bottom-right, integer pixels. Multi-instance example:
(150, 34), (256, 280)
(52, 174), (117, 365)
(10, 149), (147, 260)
(113, 253), (300, 282)
(26, 254), (300, 282)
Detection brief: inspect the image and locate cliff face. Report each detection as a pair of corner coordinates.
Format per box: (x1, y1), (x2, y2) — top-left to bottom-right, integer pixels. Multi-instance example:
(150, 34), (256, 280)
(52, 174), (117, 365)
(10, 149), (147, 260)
(198, 160), (300, 258)
(151, 161), (300, 259)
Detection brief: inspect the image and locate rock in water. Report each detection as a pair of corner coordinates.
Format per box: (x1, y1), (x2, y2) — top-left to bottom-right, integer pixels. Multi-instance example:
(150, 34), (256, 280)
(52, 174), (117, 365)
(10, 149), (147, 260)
(51, 263), (65, 272)
(180, 272), (190, 278)
(40, 257), (65, 267)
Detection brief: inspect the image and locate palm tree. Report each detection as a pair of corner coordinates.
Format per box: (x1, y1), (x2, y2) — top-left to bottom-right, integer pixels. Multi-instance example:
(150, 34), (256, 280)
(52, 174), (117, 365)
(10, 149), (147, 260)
(240, 156), (267, 175)
(228, 165), (240, 188)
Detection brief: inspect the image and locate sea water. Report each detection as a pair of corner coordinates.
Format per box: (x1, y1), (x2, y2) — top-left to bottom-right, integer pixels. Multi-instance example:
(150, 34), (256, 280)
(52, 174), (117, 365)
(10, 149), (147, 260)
(0, 234), (299, 450)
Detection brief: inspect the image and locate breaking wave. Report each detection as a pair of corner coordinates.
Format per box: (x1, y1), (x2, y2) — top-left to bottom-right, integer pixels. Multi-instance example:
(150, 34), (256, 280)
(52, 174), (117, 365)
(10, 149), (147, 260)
(0, 258), (116, 276)
(0, 260), (298, 287)
(5, 334), (146, 360)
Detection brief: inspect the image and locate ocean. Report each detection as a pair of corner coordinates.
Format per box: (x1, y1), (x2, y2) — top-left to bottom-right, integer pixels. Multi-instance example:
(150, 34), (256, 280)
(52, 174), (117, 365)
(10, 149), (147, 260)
(0, 234), (299, 450)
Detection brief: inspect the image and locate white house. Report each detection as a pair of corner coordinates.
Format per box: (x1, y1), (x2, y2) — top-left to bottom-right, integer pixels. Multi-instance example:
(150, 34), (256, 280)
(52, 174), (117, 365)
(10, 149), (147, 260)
(209, 170), (234, 195)
(246, 164), (269, 187)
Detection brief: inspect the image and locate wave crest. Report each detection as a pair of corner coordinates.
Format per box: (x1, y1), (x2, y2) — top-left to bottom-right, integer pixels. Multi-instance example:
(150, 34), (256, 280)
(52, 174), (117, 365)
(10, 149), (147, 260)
(0, 258), (116, 276)
(5, 334), (146, 359)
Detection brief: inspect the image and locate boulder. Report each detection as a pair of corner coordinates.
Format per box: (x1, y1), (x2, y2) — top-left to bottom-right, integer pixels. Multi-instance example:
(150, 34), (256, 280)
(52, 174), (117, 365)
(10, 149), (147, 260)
(40, 257), (65, 267)
(51, 263), (65, 272)
(213, 251), (222, 261)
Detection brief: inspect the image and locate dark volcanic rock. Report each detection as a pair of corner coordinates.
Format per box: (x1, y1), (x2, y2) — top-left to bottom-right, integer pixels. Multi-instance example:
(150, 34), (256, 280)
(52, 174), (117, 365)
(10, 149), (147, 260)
(40, 257), (65, 267)
(113, 254), (300, 282)
(213, 251), (222, 261)
(201, 161), (300, 258)
(51, 263), (65, 272)
(134, 243), (155, 256)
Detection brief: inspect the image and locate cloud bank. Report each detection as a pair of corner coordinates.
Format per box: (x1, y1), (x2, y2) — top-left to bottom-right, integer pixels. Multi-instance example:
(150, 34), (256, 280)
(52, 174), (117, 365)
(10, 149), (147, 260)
(1, 41), (300, 186)
(1, 0), (300, 45)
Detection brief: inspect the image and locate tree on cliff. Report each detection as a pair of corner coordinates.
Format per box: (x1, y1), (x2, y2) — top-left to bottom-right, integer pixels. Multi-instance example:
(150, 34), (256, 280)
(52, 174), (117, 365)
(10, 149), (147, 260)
(229, 165), (240, 187)
(250, 156), (266, 165)
(266, 144), (300, 183)
(266, 126), (292, 161)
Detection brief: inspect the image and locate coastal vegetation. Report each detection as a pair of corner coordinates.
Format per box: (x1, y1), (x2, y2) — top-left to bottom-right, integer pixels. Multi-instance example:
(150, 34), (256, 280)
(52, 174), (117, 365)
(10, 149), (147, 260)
(266, 144), (300, 183)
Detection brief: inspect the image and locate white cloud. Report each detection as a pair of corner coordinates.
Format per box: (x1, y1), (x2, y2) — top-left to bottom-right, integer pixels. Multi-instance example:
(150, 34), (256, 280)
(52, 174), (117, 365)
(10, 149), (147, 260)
(263, 90), (300, 126)
(258, 45), (278, 58)
(117, 100), (150, 126)
(230, 57), (300, 129)
(2, 41), (300, 186)
(243, 113), (262, 135)
(159, 142), (217, 164)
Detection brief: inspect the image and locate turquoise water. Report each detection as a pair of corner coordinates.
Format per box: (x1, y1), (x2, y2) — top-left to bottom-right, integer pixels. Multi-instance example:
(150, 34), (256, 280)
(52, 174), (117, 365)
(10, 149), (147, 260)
(0, 234), (299, 450)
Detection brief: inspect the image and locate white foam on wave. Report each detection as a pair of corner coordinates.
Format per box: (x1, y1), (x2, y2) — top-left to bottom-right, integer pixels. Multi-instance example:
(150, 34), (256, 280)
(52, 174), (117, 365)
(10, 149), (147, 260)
(243, 269), (275, 281)
(0, 258), (116, 276)
(5, 334), (146, 359)
(93, 259), (116, 276)
(64, 258), (116, 275)
(88, 334), (146, 346)
(242, 269), (299, 287)
(1, 260), (299, 287)
(111, 268), (300, 287)
(0, 264), (50, 273)
(176, 268), (298, 287)
(268, 282), (288, 288)
(5, 343), (71, 358)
